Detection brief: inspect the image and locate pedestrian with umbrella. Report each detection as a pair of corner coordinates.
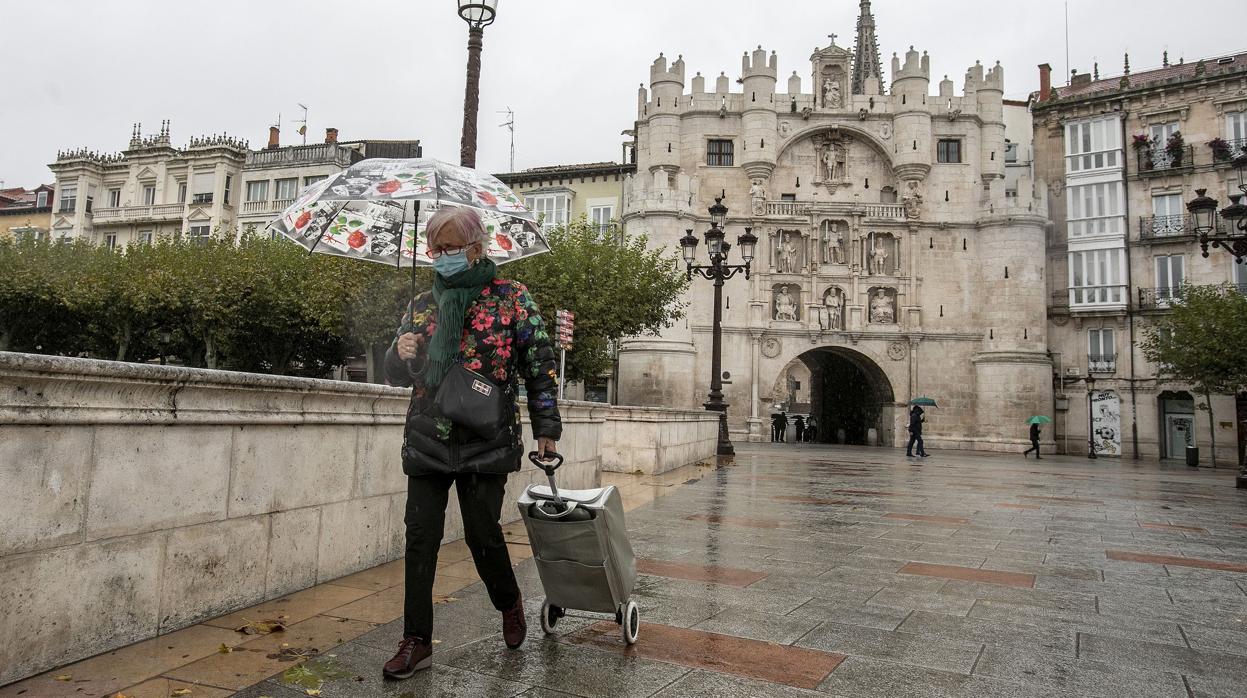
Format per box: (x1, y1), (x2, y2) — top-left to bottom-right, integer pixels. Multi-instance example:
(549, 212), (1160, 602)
(906, 397), (935, 458)
(1024, 415), (1050, 459)
(268, 159), (560, 680)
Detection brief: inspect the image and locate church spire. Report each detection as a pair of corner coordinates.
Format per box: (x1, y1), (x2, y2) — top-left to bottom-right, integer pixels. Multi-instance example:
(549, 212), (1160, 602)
(851, 0), (883, 94)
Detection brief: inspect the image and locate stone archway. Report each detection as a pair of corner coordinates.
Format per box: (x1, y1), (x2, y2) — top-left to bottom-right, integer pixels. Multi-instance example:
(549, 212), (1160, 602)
(774, 346), (897, 446)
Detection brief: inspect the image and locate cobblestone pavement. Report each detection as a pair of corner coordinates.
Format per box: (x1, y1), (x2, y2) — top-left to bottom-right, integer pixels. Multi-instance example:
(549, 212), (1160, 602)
(8, 444), (1247, 697)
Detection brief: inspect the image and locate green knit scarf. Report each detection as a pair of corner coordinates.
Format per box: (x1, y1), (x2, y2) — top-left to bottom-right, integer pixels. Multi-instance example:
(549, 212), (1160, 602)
(426, 257), (497, 387)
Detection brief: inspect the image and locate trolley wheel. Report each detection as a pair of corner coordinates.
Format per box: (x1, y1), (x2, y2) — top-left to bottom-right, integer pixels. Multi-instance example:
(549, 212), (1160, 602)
(622, 600), (640, 645)
(539, 601), (564, 635)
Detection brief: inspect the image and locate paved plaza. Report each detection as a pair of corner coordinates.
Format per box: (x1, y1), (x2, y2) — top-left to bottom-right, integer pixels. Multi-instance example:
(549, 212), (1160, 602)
(6, 444), (1247, 697)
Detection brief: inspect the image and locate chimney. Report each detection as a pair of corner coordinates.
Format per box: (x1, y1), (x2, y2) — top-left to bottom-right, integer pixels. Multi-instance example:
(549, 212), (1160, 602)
(1071, 72), (1092, 88)
(1037, 63), (1052, 101)
(267, 125), (280, 149)
(325, 127), (339, 144)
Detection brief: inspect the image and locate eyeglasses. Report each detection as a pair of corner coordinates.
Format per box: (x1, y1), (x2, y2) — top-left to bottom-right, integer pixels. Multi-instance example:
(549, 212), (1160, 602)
(426, 245), (468, 260)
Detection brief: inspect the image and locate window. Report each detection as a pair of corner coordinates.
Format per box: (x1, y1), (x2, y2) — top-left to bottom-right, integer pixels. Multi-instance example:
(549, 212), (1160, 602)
(138, 230), (153, 245)
(224, 175), (232, 205)
(1064, 115), (1123, 173)
(142, 185), (156, 205)
(1069, 247), (1126, 306)
(187, 224), (211, 244)
(1236, 261), (1247, 295)
(36, 190), (48, 208)
(1066, 181), (1124, 238)
(590, 205), (613, 234)
(1088, 328), (1116, 372)
(1155, 255), (1184, 302)
(103, 233), (117, 251)
(108, 188), (121, 208)
(177, 181), (187, 203)
(525, 194), (569, 226)
(1228, 112), (1247, 142)
(274, 177), (299, 200)
(706, 139), (734, 167)
(85, 187), (94, 213)
(192, 172), (214, 204)
(1004, 141), (1019, 163)
(780, 193), (797, 201)
(59, 186), (76, 212)
(304, 175), (327, 187)
(936, 139), (962, 163)
(246, 180), (269, 202)
(1149, 193), (1185, 236)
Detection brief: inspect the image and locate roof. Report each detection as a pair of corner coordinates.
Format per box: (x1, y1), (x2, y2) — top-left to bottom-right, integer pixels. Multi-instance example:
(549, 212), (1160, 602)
(1038, 51), (1247, 105)
(0, 184), (53, 211)
(495, 161), (634, 182)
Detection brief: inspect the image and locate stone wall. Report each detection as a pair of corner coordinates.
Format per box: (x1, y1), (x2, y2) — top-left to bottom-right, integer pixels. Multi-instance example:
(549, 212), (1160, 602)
(0, 352), (602, 684)
(599, 405), (719, 475)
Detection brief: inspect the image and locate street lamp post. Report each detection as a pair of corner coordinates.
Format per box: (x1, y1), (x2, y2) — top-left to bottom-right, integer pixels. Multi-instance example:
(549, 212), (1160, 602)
(158, 328), (172, 366)
(456, 0), (498, 168)
(1084, 374), (1098, 459)
(679, 197), (758, 457)
(1186, 155), (1247, 487)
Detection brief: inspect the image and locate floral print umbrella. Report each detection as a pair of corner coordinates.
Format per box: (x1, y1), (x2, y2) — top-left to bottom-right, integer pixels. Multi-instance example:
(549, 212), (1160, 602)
(266, 158), (548, 267)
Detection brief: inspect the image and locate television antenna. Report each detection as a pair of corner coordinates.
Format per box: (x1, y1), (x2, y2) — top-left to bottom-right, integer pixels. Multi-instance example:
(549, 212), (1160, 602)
(498, 107), (515, 172)
(296, 103), (309, 145)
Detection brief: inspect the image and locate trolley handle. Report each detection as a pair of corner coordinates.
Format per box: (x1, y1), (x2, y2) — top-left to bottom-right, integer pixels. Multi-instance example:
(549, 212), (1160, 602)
(527, 450), (564, 475)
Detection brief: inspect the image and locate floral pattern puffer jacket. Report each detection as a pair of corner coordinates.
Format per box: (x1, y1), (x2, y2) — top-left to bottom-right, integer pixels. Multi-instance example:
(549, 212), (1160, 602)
(385, 278), (562, 476)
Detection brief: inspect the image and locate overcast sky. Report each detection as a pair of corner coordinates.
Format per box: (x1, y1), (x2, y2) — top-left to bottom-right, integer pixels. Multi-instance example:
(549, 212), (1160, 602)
(2, 0), (1244, 188)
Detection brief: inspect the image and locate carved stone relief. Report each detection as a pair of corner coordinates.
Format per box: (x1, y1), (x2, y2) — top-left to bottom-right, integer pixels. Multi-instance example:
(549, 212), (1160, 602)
(771, 230), (805, 274)
(864, 232), (900, 275)
(887, 341), (908, 360)
(818, 219), (846, 265)
(868, 287), (897, 324)
(819, 287), (845, 331)
(761, 337), (782, 358)
(773, 284), (801, 321)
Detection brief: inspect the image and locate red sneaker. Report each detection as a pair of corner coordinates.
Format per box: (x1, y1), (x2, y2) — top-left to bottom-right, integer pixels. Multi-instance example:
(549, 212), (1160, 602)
(383, 635), (432, 679)
(502, 594), (527, 649)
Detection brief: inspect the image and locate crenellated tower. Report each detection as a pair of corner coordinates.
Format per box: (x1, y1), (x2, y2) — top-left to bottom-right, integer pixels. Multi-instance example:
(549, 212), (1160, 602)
(740, 46), (779, 181)
(975, 61), (1006, 182)
(890, 46), (932, 184)
(647, 53), (685, 174)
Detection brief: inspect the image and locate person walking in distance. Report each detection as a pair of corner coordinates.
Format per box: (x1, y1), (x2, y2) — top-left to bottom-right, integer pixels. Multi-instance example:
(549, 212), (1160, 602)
(794, 415), (806, 443)
(1023, 421), (1042, 459)
(906, 405), (929, 457)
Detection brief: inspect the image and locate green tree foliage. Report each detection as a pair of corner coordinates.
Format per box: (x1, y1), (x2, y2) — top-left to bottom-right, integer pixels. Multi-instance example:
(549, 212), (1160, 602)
(0, 233), (409, 376)
(508, 217), (689, 381)
(1140, 283), (1247, 465)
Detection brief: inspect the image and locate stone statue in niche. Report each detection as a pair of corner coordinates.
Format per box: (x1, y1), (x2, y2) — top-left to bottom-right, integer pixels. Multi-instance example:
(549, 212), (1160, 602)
(869, 289), (896, 324)
(749, 180), (766, 215)
(901, 181), (924, 219)
(774, 286), (799, 321)
(820, 220), (844, 264)
(820, 141), (848, 182)
(869, 240), (889, 275)
(823, 78), (842, 109)
(820, 288), (844, 330)
(774, 231), (800, 274)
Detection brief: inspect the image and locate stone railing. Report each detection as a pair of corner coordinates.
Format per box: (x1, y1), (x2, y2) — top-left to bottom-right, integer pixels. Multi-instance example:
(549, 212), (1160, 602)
(241, 198), (295, 216)
(0, 352), (609, 684)
(599, 405), (719, 475)
(90, 203), (185, 223)
(764, 200), (907, 221)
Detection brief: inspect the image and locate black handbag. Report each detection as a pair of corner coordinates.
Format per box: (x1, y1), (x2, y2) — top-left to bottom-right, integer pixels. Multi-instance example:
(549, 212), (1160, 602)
(433, 363), (511, 440)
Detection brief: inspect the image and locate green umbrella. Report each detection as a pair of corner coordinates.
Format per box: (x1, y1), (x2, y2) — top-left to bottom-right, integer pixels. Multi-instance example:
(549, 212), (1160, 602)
(909, 396), (938, 407)
(1027, 415), (1052, 425)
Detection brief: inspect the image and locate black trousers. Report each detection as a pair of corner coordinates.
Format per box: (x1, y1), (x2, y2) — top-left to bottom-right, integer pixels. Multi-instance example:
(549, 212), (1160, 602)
(1024, 438), (1040, 455)
(403, 472), (519, 639)
(906, 432), (924, 455)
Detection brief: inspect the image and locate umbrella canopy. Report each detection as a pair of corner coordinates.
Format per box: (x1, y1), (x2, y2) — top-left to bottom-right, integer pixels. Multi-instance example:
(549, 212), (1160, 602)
(1027, 415), (1052, 425)
(266, 158), (548, 268)
(909, 396), (938, 407)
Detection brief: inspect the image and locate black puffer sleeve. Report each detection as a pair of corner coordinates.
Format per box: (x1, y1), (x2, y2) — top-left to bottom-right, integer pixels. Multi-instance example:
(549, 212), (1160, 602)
(512, 284), (562, 440)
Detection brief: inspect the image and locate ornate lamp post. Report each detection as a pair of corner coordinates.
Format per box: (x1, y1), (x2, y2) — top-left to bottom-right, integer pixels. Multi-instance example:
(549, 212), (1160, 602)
(679, 197), (757, 456)
(1084, 374), (1098, 460)
(456, 0), (499, 168)
(1188, 155), (1247, 262)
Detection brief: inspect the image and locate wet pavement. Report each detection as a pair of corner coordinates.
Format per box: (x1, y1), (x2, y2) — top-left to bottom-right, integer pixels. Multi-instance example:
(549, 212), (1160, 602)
(7, 443), (1247, 697)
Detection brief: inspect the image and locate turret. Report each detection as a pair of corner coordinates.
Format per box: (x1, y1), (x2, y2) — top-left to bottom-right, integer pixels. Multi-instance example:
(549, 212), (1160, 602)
(740, 46), (779, 181)
(787, 71), (801, 95)
(691, 71), (705, 94)
(977, 61), (1006, 181)
(891, 47), (932, 181)
(647, 53), (685, 172)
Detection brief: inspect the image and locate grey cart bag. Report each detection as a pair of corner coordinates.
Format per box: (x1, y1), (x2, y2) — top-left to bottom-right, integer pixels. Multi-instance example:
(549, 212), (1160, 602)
(517, 452), (639, 644)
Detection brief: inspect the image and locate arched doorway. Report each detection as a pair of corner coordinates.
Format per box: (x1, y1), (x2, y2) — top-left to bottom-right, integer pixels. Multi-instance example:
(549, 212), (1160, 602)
(775, 347), (896, 446)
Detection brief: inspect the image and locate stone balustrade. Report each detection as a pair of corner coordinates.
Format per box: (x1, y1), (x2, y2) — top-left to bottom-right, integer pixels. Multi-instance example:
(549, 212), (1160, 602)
(0, 352), (717, 683)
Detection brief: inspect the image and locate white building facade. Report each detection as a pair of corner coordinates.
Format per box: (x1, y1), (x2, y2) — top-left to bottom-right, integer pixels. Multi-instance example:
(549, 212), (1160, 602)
(617, 1), (1051, 450)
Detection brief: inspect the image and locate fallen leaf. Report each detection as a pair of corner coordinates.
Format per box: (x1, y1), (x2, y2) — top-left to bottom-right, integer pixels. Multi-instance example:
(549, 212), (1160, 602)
(432, 595), (459, 604)
(172, 690), (192, 696)
(431, 639), (443, 645)
(236, 618), (287, 635)
(217, 643), (233, 654)
(54, 675), (72, 681)
(305, 691), (321, 697)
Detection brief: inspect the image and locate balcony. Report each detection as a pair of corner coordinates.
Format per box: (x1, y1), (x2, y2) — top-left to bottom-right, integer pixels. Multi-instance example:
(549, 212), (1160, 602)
(240, 199), (295, 216)
(1088, 354), (1117, 374)
(90, 203), (185, 224)
(191, 193), (214, 205)
(1138, 214), (1192, 240)
(763, 200), (907, 221)
(1135, 144), (1194, 176)
(1211, 137), (1247, 164)
(1138, 286), (1184, 310)
(245, 143), (358, 169)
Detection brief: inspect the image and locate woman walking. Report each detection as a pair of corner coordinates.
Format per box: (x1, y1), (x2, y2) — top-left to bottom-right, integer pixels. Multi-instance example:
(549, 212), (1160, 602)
(382, 206), (562, 679)
(906, 405), (929, 457)
(1023, 421), (1042, 459)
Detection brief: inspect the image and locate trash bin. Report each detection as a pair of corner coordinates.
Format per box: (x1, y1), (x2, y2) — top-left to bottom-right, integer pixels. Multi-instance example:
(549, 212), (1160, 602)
(1185, 446), (1199, 467)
